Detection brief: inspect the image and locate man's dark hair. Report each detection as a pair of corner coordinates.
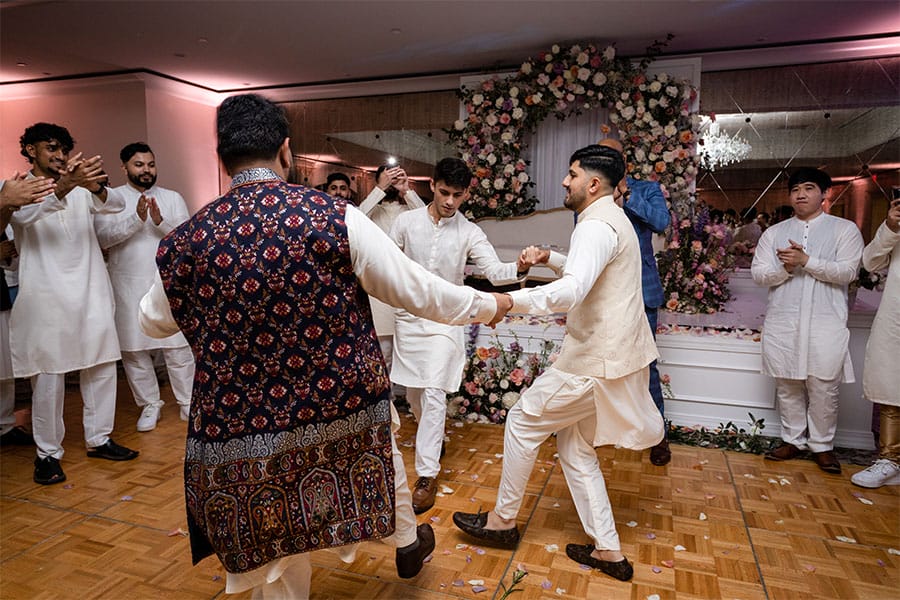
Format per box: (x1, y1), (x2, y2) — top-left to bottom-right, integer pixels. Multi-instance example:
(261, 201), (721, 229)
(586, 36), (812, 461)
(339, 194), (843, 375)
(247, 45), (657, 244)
(569, 144), (625, 187)
(326, 172), (350, 187)
(740, 206), (757, 223)
(788, 167), (831, 192)
(19, 123), (75, 162)
(432, 157), (472, 188)
(120, 142), (153, 164)
(216, 94), (289, 173)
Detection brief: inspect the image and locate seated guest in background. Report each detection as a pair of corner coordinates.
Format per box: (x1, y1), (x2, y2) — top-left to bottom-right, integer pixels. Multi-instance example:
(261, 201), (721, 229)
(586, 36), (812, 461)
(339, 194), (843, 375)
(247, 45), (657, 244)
(751, 167), (863, 474)
(598, 138), (672, 466)
(325, 171), (354, 203)
(852, 195), (900, 488)
(358, 164), (425, 392)
(389, 157), (541, 514)
(95, 142), (195, 432)
(730, 206), (762, 268)
(9, 123), (138, 486)
(453, 145), (664, 582)
(139, 94), (511, 599)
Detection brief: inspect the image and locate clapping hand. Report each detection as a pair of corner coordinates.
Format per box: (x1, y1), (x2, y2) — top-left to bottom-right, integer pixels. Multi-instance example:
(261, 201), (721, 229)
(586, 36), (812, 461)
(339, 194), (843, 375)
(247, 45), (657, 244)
(136, 194), (150, 221)
(776, 239), (808, 272)
(0, 171), (54, 209)
(148, 196), (163, 225)
(376, 166), (404, 191)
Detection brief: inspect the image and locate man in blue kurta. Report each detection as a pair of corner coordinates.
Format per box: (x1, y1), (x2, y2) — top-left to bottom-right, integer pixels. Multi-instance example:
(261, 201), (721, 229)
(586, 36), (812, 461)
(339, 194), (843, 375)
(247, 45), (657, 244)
(600, 139), (671, 465)
(139, 94), (509, 598)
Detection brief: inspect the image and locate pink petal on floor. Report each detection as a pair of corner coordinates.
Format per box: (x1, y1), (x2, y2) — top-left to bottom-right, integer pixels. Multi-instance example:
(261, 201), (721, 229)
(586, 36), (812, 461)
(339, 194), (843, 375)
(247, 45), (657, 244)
(472, 586), (488, 593)
(646, 533), (657, 539)
(429, 516), (441, 524)
(661, 560), (674, 568)
(579, 564), (591, 570)
(423, 555), (433, 563)
(120, 495), (133, 502)
(212, 575), (222, 581)
(466, 555), (472, 563)
(442, 550), (451, 555)
(877, 559), (886, 567)
(475, 548), (486, 555)
(63, 484), (74, 489)
(452, 580), (465, 587)
(541, 580), (553, 590)
(803, 564), (816, 573)
(651, 566), (662, 574)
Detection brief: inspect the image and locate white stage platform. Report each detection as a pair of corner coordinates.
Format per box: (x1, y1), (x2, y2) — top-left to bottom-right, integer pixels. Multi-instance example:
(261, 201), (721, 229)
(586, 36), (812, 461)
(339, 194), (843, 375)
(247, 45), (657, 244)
(475, 270), (883, 450)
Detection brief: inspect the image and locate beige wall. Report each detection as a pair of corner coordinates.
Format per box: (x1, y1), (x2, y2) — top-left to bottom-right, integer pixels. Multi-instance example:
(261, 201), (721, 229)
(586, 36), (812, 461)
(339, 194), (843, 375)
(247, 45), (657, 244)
(0, 74), (220, 214)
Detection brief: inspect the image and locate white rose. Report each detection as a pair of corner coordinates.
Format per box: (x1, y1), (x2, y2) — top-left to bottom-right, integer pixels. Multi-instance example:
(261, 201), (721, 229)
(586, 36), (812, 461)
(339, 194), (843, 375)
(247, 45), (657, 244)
(649, 81), (662, 93)
(501, 392), (520, 409)
(635, 148), (646, 161)
(649, 98), (658, 109)
(504, 163), (515, 176)
(666, 85), (678, 97)
(493, 178), (506, 190)
(577, 67), (591, 81)
(487, 153), (497, 165)
(472, 94), (484, 105)
(577, 51), (589, 65)
(521, 62), (532, 75)
(517, 172), (529, 183)
(512, 107), (524, 120)
(664, 124), (677, 137)
(501, 131), (513, 142)
(500, 379), (510, 389)
(658, 72), (669, 83)
(603, 46), (616, 61)
(592, 72), (606, 86)
(486, 114), (498, 126)
(551, 44), (560, 54)
(481, 179), (491, 189)
(509, 86), (519, 98)
(658, 97), (669, 108)
(621, 106), (635, 120)
(454, 119), (465, 130)
(495, 97), (504, 108)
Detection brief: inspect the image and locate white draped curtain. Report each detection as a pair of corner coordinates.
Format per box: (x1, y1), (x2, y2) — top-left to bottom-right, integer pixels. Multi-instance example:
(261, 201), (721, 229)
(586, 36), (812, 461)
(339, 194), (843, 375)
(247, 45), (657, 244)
(526, 108), (610, 210)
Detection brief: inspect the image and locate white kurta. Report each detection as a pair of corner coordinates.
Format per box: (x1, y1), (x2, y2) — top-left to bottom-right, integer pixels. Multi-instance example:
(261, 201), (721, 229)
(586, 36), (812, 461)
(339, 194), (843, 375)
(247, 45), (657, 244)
(751, 213), (864, 382)
(862, 221), (900, 406)
(95, 184), (191, 351)
(389, 207), (520, 391)
(9, 184), (125, 377)
(358, 187), (425, 336)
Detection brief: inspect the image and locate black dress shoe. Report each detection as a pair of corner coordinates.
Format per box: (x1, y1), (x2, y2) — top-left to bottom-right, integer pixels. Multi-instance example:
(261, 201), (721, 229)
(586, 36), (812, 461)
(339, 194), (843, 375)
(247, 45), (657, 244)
(87, 439), (139, 461)
(1, 425), (34, 446)
(565, 543), (633, 581)
(396, 523), (435, 578)
(452, 510), (520, 549)
(33, 456), (66, 485)
(649, 438), (671, 466)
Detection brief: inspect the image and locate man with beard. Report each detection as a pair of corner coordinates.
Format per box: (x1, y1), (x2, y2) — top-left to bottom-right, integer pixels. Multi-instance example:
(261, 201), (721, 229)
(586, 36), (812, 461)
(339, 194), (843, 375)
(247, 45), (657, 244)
(95, 143), (195, 431)
(452, 145), (664, 582)
(325, 172), (354, 204)
(8, 122), (138, 486)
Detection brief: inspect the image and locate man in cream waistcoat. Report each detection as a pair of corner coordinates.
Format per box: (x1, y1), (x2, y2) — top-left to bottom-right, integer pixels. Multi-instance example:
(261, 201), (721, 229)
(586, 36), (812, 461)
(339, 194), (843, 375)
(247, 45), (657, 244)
(452, 144), (663, 582)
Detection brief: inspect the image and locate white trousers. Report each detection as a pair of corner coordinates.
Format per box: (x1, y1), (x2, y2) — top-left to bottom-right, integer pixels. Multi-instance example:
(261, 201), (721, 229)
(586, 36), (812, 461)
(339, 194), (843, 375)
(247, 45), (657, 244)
(225, 430), (417, 599)
(406, 386), (446, 478)
(121, 346), (195, 408)
(496, 381), (624, 551)
(31, 361), (118, 459)
(775, 375), (841, 452)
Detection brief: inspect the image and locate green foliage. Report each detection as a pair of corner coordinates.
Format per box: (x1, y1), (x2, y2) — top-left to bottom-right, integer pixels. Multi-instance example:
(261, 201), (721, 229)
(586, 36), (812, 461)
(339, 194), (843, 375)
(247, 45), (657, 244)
(667, 412), (778, 454)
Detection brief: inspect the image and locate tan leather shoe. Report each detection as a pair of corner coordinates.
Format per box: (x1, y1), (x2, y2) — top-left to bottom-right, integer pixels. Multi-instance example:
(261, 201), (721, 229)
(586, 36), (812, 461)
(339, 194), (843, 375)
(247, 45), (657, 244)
(412, 476), (437, 514)
(814, 450), (841, 474)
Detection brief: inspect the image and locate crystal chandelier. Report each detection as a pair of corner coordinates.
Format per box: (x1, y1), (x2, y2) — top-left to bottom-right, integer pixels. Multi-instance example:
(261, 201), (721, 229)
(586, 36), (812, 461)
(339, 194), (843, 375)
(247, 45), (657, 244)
(699, 121), (752, 171)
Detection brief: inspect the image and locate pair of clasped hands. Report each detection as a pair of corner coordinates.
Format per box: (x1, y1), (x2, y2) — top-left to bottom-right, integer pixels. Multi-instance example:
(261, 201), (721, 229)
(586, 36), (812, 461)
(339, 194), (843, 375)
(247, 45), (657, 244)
(135, 193), (164, 226)
(485, 245), (551, 327)
(776, 239), (808, 273)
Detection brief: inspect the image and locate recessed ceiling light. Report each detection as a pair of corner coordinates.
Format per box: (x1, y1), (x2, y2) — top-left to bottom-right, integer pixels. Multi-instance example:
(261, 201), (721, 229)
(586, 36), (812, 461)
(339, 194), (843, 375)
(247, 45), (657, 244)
(174, 52), (186, 58)
(197, 37), (208, 44)
(16, 61), (27, 67)
(243, 82), (251, 86)
(390, 28), (401, 34)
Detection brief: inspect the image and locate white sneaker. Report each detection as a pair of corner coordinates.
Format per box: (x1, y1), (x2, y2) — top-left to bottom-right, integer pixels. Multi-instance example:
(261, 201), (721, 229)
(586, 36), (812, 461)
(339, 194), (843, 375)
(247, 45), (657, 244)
(136, 405), (161, 432)
(851, 458), (900, 488)
(179, 405), (190, 422)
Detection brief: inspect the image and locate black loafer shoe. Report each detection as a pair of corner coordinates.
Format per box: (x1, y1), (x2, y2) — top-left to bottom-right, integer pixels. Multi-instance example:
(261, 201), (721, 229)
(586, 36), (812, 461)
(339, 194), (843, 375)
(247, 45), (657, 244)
(33, 456), (66, 485)
(396, 523), (435, 578)
(649, 438), (671, 466)
(565, 543), (633, 582)
(452, 510), (520, 549)
(1, 425), (35, 446)
(87, 439), (139, 461)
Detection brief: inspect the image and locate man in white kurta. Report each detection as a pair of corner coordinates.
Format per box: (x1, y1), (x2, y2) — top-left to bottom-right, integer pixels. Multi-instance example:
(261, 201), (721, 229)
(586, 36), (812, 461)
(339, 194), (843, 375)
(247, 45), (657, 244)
(751, 167), (863, 474)
(9, 122), (139, 486)
(852, 196), (900, 488)
(390, 158), (527, 514)
(452, 145), (663, 582)
(95, 143), (195, 432)
(358, 165), (425, 385)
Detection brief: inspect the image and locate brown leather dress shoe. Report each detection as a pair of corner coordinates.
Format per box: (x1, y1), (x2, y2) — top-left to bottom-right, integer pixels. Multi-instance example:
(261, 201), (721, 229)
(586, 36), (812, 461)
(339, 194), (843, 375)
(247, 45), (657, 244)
(649, 438), (671, 466)
(396, 523), (435, 578)
(452, 510), (520, 549)
(765, 442), (801, 461)
(814, 450), (841, 474)
(412, 476), (437, 514)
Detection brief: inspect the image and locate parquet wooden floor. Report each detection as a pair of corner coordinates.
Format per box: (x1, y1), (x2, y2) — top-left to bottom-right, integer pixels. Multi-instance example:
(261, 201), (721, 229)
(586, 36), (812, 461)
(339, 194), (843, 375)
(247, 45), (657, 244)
(1, 378), (898, 599)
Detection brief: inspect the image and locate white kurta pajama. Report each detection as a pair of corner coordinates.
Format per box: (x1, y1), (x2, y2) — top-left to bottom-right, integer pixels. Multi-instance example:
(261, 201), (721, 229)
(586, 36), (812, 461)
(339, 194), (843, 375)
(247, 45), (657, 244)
(861, 221), (900, 407)
(390, 206), (520, 478)
(496, 197), (663, 552)
(751, 212), (864, 452)
(95, 184), (195, 410)
(9, 182), (125, 458)
(358, 187), (425, 378)
(140, 204), (498, 598)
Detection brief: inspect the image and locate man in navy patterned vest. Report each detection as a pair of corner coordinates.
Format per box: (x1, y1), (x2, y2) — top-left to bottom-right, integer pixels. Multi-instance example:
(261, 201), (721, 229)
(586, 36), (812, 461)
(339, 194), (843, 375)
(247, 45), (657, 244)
(139, 94), (509, 598)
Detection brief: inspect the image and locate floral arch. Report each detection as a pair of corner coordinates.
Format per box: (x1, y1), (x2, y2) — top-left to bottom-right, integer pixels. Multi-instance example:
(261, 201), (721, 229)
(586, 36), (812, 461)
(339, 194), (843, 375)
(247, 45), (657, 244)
(448, 41), (700, 219)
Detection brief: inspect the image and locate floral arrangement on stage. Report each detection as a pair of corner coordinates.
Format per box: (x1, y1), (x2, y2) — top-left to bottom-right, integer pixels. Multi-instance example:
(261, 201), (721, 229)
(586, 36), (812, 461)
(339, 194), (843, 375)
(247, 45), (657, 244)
(448, 38), (700, 219)
(656, 203), (734, 314)
(667, 413), (777, 454)
(447, 332), (559, 424)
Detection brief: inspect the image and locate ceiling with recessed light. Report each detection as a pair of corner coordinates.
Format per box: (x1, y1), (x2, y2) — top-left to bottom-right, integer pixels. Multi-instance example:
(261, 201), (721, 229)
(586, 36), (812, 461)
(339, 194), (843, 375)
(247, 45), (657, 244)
(2, 1), (899, 93)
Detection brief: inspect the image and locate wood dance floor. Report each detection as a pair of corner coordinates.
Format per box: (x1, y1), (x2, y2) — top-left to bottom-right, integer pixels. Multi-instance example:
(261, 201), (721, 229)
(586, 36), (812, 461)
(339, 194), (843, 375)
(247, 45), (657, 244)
(1, 378), (898, 599)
